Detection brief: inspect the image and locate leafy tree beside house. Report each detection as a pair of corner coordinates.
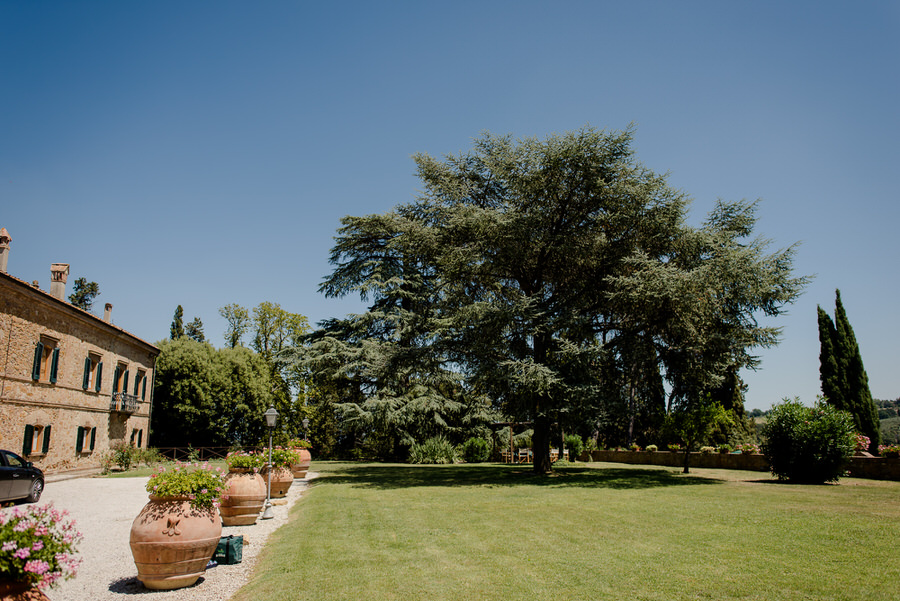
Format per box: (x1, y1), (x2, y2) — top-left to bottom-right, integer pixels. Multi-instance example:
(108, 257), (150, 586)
(150, 337), (275, 447)
(817, 290), (880, 452)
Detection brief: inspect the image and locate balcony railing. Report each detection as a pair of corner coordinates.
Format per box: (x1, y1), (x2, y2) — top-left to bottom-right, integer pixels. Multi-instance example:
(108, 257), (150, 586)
(110, 392), (139, 414)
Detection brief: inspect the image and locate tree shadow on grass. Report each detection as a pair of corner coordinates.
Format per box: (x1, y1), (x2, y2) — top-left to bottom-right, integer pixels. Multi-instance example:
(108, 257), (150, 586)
(318, 463), (723, 490)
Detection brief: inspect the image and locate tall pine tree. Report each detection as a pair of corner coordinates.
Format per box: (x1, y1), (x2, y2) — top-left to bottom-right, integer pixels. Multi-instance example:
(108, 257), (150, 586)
(817, 290), (880, 452)
(170, 305), (185, 340)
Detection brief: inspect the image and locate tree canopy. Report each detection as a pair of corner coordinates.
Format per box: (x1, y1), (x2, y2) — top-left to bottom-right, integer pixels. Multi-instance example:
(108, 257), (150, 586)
(305, 126), (808, 471)
(150, 337), (275, 447)
(68, 277), (100, 311)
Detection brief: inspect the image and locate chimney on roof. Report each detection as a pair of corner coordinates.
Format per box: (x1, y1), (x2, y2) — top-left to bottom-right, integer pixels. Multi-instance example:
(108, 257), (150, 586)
(0, 228), (10, 273)
(104, 303), (113, 322)
(50, 263), (69, 300)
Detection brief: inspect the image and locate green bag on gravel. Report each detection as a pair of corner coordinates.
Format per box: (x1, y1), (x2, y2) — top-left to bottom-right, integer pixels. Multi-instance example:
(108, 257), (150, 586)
(214, 535), (243, 565)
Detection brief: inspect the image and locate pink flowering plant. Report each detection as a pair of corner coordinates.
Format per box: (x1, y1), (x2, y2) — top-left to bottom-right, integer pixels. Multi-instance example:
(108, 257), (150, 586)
(225, 450), (265, 471)
(268, 447), (301, 468)
(737, 443), (760, 454)
(146, 462), (226, 510)
(878, 444), (900, 458)
(854, 434), (871, 452)
(0, 503), (82, 590)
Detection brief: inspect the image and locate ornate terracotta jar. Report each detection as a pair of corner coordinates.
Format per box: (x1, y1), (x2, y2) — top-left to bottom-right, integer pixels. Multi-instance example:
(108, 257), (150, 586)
(129, 496), (222, 590)
(261, 465), (293, 498)
(219, 468), (266, 526)
(290, 448), (312, 479)
(0, 580), (50, 601)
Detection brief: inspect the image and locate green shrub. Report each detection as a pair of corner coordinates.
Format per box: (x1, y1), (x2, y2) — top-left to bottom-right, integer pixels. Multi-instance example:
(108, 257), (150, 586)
(761, 398), (856, 484)
(717, 444), (733, 454)
(460, 437), (491, 463)
(645, 444), (658, 452)
(564, 434), (584, 461)
(700, 446), (715, 454)
(409, 436), (458, 464)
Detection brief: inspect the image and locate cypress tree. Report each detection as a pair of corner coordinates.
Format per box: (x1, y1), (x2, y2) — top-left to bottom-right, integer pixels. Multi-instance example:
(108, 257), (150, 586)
(817, 306), (843, 410)
(818, 290), (880, 452)
(170, 305), (185, 340)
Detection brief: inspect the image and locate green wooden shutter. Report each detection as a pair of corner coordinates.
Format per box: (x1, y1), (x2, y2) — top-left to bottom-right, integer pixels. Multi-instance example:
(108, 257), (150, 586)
(95, 362), (103, 392)
(23, 425), (34, 456)
(83, 358), (91, 389)
(32, 343), (43, 380)
(76, 427), (84, 453)
(137, 429), (143, 448)
(113, 365), (121, 392)
(42, 425), (52, 453)
(89, 427), (96, 451)
(134, 372), (140, 395)
(141, 376), (147, 400)
(49, 348), (60, 383)
(123, 370), (130, 393)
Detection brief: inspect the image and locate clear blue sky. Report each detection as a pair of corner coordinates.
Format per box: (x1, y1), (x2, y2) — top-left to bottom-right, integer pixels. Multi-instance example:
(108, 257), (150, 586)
(2, 1), (898, 410)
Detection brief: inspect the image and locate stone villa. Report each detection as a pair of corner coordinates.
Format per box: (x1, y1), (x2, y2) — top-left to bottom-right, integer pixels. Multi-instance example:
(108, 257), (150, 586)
(0, 227), (159, 474)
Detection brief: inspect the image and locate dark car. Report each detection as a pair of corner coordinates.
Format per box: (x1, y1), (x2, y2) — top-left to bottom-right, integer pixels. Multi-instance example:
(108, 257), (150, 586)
(0, 449), (44, 503)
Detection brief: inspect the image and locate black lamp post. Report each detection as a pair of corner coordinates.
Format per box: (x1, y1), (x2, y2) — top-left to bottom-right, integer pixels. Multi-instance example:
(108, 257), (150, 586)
(261, 406), (279, 520)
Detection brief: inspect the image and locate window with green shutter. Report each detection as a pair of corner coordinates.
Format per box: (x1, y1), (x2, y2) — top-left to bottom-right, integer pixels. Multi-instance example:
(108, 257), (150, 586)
(23, 425), (34, 456)
(42, 425), (51, 453)
(83, 357), (91, 389)
(89, 427), (96, 451)
(31, 343), (44, 380)
(76, 426), (84, 453)
(49, 348), (60, 383)
(95, 362), (103, 392)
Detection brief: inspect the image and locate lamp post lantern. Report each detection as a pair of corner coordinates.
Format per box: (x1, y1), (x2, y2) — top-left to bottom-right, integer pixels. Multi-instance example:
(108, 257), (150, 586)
(261, 406), (279, 520)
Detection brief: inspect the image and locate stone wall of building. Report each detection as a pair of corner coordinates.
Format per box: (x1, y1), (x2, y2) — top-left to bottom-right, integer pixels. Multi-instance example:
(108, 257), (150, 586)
(0, 272), (157, 474)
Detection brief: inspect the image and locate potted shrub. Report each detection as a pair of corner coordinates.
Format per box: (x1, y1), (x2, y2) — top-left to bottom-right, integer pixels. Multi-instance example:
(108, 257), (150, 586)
(0, 503), (82, 599)
(129, 462), (226, 590)
(220, 451), (267, 526)
(288, 439), (313, 479)
(700, 446), (715, 454)
(645, 444), (658, 453)
(261, 448), (299, 498)
(717, 444), (732, 454)
(667, 443), (683, 453)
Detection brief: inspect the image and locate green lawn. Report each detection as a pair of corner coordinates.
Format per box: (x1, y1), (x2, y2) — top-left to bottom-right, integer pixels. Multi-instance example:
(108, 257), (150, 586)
(233, 461), (899, 601)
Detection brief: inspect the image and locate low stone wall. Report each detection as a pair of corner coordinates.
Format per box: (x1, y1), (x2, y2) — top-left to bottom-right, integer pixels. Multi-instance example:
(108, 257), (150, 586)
(583, 450), (900, 481)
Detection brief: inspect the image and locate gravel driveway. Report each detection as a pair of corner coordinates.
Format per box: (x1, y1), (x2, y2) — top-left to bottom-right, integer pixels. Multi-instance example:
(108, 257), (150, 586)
(40, 472), (315, 601)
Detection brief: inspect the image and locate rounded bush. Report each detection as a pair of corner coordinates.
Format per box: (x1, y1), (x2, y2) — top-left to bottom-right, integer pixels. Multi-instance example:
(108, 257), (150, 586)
(564, 434), (584, 461)
(408, 436), (458, 464)
(460, 437), (491, 463)
(761, 399), (856, 484)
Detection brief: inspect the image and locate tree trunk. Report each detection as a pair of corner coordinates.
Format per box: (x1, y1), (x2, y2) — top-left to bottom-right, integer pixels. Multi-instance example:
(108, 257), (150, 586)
(682, 449), (691, 474)
(532, 412), (552, 474)
(531, 333), (553, 474)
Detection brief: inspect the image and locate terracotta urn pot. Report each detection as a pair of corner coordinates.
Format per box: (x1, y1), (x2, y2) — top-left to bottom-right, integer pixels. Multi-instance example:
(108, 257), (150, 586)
(291, 448), (312, 479)
(219, 468), (266, 526)
(0, 581), (50, 601)
(129, 496), (222, 590)
(261, 465), (293, 498)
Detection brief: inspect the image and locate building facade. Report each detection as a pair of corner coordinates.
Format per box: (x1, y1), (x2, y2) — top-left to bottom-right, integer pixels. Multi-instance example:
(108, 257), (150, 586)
(0, 228), (158, 474)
